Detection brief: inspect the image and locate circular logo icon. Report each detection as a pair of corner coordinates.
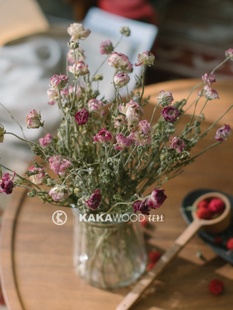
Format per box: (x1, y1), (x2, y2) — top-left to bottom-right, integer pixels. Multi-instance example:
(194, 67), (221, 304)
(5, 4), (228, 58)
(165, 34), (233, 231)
(52, 210), (67, 225)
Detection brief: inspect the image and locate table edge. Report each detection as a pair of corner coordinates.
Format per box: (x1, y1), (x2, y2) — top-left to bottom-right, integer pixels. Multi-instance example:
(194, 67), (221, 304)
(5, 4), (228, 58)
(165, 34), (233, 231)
(0, 187), (28, 310)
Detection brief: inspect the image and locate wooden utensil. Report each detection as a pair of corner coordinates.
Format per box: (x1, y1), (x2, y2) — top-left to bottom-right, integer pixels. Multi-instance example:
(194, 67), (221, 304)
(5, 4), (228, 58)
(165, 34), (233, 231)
(116, 192), (231, 310)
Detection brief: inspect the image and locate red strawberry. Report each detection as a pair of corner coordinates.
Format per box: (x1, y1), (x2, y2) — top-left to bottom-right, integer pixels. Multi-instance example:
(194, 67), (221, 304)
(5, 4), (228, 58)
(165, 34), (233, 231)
(208, 198), (225, 214)
(196, 207), (212, 219)
(226, 237), (233, 250)
(197, 199), (209, 209)
(208, 279), (224, 295)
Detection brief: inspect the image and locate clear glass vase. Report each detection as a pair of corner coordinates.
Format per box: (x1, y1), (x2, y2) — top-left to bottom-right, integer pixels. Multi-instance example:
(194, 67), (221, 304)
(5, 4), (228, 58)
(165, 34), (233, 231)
(73, 210), (147, 289)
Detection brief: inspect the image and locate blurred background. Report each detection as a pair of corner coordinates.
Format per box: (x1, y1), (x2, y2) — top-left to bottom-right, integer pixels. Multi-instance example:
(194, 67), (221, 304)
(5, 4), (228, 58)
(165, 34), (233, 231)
(35, 0), (233, 83)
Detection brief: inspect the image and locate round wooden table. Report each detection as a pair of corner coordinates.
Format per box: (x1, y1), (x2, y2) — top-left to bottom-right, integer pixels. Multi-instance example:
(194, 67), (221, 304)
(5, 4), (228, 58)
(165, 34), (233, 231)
(1, 79), (233, 310)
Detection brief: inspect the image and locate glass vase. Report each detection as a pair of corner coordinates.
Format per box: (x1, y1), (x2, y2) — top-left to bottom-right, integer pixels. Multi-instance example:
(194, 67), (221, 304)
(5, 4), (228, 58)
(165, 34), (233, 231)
(73, 210), (147, 289)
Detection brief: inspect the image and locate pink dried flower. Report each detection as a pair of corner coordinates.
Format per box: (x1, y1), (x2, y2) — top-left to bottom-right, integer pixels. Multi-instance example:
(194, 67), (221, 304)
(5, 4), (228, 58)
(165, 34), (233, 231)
(39, 133), (53, 147)
(135, 51), (155, 67)
(49, 184), (70, 202)
(49, 74), (69, 88)
(114, 133), (133, 150)
(75, 108), (89, 125)
(88, 99), (104, 114)
(203, 85), (219, 100)
(113, 72), (130, 88)
(170, 136), (186, 153)
(68, 61), (89, 76)
(157, 90), (174, 106)
(133, 188), (167, 215)
(114, 115), (127, 128)
(129, 131), (151, 146)
(28, 166), (45, 185)
(202, 73), (216, 85)
(67, 48), (85, 64)
(138, 120), (151, 135)
(161, 106), (179, 123)
(215, 124), (231, 141)
(49, 155), (71, 175)
(124, 100), (143, 125)
(0, 172), (15, 194)
(86, 189), (101, 210)
(146, 188), (167, 210)
(129, 121), (151, 146)
(93, 129), (113, 143)
(100, 39), (114, 55)
(108, 52), (133, 73)
(26, 110), (43, 129)
(132, 199), (150, 215)
(47, 88), (58, 105)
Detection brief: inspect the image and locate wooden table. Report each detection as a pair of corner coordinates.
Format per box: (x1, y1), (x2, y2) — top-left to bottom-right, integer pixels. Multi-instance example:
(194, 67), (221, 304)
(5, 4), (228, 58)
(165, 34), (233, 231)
(1, 79), (233, 310)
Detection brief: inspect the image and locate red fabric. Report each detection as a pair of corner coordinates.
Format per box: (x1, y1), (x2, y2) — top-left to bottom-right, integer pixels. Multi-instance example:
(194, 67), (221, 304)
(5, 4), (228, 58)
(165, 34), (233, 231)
(97, 0), (158, 25)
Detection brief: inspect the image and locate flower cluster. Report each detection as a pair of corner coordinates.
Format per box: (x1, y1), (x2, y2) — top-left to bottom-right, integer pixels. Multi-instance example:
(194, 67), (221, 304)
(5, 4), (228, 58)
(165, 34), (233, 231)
(0, 24), (232, 218)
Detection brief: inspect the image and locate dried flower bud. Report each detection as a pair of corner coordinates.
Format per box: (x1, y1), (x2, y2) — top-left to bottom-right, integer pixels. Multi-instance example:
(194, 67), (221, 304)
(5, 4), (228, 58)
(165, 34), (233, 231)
(120, 26), (131, 37)
(92, 74), (103, 81)
(100, 39), (114, 55)
(113, 72), (130, 88)
(225, 48), (233, 60)
(215, 124), (231, 141)
(26, 110), (43, 129)
(68, 41), (79, 50)
(0, 124), (5, 142)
